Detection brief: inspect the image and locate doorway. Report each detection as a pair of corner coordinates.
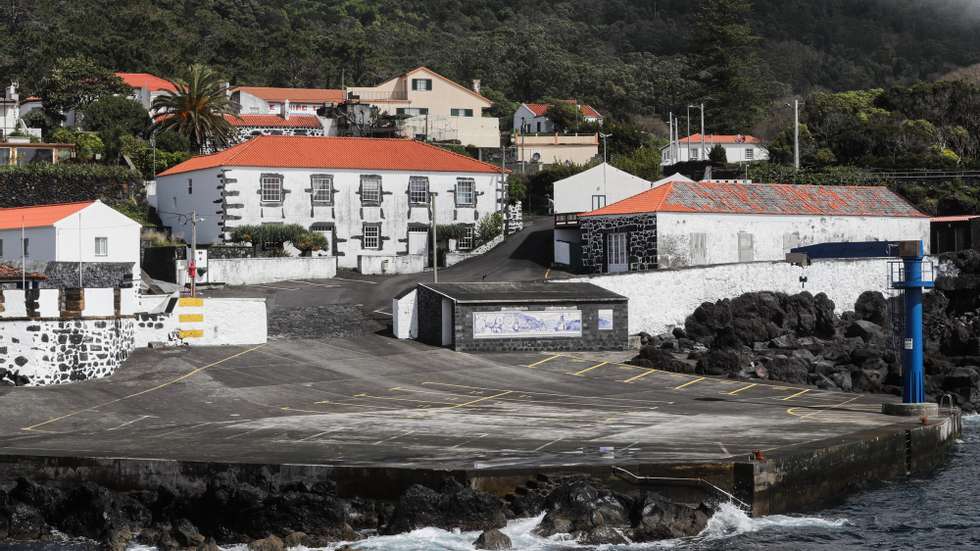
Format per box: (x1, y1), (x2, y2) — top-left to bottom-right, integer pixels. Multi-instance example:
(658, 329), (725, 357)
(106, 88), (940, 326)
(607, 232), (628, 273)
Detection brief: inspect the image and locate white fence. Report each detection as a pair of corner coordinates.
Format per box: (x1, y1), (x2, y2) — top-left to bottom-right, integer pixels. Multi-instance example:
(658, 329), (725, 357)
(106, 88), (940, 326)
(359, 254), (426, 275)
(557, 258), (906, 336)
(203, 257), (337, 285)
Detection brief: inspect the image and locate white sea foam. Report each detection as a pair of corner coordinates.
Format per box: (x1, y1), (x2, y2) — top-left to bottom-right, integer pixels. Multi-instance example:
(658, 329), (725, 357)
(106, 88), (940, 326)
(697, 502), (848, 541)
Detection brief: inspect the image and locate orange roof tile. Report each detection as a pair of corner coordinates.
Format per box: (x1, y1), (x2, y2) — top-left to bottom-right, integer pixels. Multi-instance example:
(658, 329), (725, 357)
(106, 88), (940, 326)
(0, 263), (45, 281)
(224, 114), (323, 129)
(0, 201), (94, 230)
(115, 72), (176, 92)
(581, 181), (926, 218)
(157, 136), (505, 176)
(676, 133), (761, 144)
(524, 100), (602, 119)
(931, 215), (980, 223)
(232, 86), (345, 104)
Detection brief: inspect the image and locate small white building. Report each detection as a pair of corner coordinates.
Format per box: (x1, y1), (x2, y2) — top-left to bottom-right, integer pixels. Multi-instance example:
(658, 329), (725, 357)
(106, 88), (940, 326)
(661, 134), (769, 166)
(577, 181), (929, 273)
(0, 200), (141, 270)
(155, 135), (506, 271)
(229, 86), (346, 116)
(115, 72), (177, 111)
(552, 163), (669, 267)
(513, 101), (603, 134)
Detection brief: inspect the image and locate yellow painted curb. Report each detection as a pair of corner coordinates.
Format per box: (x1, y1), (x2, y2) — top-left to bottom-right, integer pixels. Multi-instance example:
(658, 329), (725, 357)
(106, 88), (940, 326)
(178, 329), (204, 339)
(178, 297), (204, 307)
(179, 314), (204, 323)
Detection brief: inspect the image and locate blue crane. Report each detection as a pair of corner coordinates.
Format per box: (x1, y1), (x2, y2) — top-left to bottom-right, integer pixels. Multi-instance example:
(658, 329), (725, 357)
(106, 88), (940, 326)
(786, 240), (933, 406)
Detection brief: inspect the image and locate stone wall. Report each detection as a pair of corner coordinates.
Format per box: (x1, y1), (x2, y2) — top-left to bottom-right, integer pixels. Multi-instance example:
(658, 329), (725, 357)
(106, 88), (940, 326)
(359, 254), (425, 275)
(201, 257), (337, 286)
(579, 213), (658, 274)
(559, 257), (916, 336)
(415, 286), (445, 346)
(452, 301), (629, 353)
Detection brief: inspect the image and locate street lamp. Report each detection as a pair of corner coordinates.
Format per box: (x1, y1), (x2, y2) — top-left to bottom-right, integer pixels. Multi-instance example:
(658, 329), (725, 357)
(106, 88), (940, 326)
(688, 104), (702, 162)
(599, 132), (613, 196)
(785, 100), (800, 170)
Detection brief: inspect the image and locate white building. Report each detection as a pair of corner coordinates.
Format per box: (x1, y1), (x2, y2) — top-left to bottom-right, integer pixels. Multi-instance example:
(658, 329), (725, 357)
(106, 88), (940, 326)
(115, 72), (177, 111)
(229, 86), (345, 116)
(155, 135), (506, 270)
(349, 67), (500, 149)
(552, 163), (669, 267)
(0, 200), (141, 270)
(661, 134), (769, 166)
(513, 100), (603, 134)
(577, 181), (929, 273)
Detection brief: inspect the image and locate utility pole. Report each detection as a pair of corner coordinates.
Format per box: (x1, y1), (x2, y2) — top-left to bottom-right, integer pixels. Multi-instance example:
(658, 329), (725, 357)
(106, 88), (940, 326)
(700, 103), (705, 163)
(668, 112), (673, 165)
(793, 99), (800, 170)
(190, 210), (197, 298)
(686, 105), (692, 162)
(430, 192), (438, 283)
(77, 211), (82, 288)
(600, 132), (613, 196)
(20, 216), (24, 290)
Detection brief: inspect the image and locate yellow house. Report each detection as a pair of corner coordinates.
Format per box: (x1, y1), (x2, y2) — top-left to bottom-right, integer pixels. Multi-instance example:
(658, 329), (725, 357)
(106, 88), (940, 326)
(348, 67), (500, 149)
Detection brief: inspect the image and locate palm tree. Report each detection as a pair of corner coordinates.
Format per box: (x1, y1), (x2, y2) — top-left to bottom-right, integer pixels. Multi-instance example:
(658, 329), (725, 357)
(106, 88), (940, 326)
(151, 64), (238, 153)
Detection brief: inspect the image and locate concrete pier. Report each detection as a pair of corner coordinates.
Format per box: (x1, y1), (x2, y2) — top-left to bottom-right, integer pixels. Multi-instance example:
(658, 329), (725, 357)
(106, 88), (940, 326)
(0, 336), (960, 515)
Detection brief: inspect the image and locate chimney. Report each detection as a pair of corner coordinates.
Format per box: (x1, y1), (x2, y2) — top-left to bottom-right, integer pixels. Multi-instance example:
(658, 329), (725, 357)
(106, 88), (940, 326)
(6, 82), (17, 102)
(472, 79), (481, 94)
(282, 99), (290, 120)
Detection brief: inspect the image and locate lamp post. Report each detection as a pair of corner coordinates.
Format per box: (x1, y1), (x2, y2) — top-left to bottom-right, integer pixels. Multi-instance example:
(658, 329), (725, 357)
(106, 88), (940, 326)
(599, 132), (613, 196)
(785, 100), (800, 169)
(685, 105), (692, 161)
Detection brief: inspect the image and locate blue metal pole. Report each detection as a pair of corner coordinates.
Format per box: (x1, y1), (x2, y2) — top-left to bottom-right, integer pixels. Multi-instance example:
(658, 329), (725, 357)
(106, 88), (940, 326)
(902, 256), (925, 404)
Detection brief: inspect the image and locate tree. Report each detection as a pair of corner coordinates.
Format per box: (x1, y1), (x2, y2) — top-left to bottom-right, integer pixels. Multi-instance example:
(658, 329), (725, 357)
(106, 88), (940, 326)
(709, 144), (728, 163)
(692, 0), (769, 132)
(150, 64), (237, 153)
(38, 56), (129, 122)
(544, 100), (579, 133)
(50, 127), (104, 161)
(81, 96), (150, 162)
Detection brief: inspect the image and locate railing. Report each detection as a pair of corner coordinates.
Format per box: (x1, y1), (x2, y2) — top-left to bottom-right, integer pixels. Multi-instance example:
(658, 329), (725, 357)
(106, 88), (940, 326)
(612, 466), (752, 512)
(345, 89), (409, 102)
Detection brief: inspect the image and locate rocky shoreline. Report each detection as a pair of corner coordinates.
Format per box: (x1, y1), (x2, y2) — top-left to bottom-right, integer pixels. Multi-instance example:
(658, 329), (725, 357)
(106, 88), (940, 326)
(633, 250), (980, 413)
(0, 473), (716, 549)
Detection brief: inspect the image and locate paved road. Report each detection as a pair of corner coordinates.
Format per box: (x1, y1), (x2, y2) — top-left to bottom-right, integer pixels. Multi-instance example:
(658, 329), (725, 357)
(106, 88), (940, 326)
(0, 336), (911, 469)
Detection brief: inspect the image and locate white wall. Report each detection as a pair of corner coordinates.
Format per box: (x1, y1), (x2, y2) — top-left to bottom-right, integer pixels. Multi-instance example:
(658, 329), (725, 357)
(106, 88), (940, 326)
(559, 258), (910, 336)
(359, 254), (425, 275)
(513, 105), (551, 134)
(206, 257), (337, 285)
(155, 167), (225, 244)
(198, 298), (267, 346)
(392, 288), (418, 339)
(661, 142), (769, 166)
(0, 227), (55, 263)
(52, 202), (141, 266)
(655, 212), (931, 268)
(161, 166), (502, 270)
(553, 163), (651, 215)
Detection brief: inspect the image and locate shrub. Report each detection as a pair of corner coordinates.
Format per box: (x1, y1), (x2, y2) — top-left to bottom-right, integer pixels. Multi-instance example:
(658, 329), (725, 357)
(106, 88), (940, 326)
(477, 212), (503, 245)
(0, 163), (141, 207)
(229, 224), (327, 254)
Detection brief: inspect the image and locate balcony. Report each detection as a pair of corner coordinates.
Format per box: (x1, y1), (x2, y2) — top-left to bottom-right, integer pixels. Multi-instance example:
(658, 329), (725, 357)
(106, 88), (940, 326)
(345, 89), (409, 102)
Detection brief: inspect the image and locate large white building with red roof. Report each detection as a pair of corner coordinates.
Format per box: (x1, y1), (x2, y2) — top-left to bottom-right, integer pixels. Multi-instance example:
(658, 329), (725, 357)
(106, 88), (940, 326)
(661, 133), (769, 166)
(155, 135), (506, 269)
(576, 180), (929, 273)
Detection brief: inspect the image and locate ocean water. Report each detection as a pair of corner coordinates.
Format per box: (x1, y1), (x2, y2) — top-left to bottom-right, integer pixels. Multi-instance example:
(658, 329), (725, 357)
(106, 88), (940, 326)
(5, 417), (977, 551)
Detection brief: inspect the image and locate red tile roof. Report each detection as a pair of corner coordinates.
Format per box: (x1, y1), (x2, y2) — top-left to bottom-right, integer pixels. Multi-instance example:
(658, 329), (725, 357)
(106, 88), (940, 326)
(581, 181), (926, 218)
(0, 263), (45, 281)
(232, 86), (345, 104)
(0, 201), (94, 230)
(524, 100), (602, 119)
(115, 72), (176, 92)
(158, 136), (505, 176)
(224, 114), (323, 129)
(676, 133), (761, 144)
(931, 215), (980, 223)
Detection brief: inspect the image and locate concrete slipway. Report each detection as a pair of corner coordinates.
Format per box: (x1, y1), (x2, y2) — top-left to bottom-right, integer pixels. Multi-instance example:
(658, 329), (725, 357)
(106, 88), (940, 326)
(0, 335), (960, 516)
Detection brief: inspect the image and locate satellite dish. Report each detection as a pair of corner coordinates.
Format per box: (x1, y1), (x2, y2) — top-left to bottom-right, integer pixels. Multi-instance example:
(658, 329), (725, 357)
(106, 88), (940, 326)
(531, 152), (541, 162)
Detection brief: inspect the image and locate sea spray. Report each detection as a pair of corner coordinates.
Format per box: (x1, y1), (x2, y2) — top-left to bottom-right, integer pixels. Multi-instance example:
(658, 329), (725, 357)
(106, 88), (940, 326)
(698, 502), (848, 541)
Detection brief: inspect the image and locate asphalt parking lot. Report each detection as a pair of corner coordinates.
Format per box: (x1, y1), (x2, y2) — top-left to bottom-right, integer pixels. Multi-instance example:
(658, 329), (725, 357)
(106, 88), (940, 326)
(0, 334), (911, 469)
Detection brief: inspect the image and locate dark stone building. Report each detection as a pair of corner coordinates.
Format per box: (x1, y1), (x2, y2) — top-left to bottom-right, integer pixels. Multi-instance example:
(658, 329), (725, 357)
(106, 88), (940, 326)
(931, 215), (980, 254)
(579, 213), (658, 274)
(415, 281), (628, 352)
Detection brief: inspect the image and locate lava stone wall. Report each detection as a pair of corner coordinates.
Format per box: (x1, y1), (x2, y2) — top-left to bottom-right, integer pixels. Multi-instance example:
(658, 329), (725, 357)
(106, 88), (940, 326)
(416, 286), (448, 347)
(452, 301), (628, 353)
(0, 318), (135, 385)
(579, 214), (658, 274)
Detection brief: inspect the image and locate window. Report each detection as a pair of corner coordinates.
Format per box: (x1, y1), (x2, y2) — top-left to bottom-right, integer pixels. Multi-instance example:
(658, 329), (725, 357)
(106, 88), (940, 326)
(592, 195), (607, 210)
(450, 108), (473, 117)
(22, 238), (28, 257)
(408, 177), (429, 204)
(187, 178), (193, 195)
(455, 178), (476, 207)
(691, 149), (699, 160)
(311, 174), (333, 204)
(738, 231), (754, 262)
(360, 175), (382, 205)
(458, 226), (475, 250)
(745, 148), (754, 160)
(411, 78), (433, 91)
(536, 121), (542, 132)
(362, 224), (381, 249)
(0, 239), (3, 256)
(260, 174), (283, 203)
(689, 233), (708, 265)
(95, 237), (108, 257)
(396, 107), (429, 117)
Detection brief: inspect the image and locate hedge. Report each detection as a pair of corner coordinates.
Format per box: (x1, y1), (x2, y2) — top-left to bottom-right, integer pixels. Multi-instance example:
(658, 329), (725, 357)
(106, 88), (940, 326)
(0, 163), (142, 207)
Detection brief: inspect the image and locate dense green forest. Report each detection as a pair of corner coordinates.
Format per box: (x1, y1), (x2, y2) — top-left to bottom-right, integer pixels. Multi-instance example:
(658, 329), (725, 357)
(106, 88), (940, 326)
(2, 0), (979, 128)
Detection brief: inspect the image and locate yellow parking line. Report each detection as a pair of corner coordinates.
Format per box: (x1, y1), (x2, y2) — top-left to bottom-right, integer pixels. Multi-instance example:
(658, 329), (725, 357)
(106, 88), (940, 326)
(574, 361), (609, 376)
(782, 389), (811, 401)
(728, 383), (758, 395)
(527, 355), (559, 369)
(622, 368), (657, 383)
(674, 376), (705, 390)
(444, 390), (513, 410)
(179, 313), (204, 323)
